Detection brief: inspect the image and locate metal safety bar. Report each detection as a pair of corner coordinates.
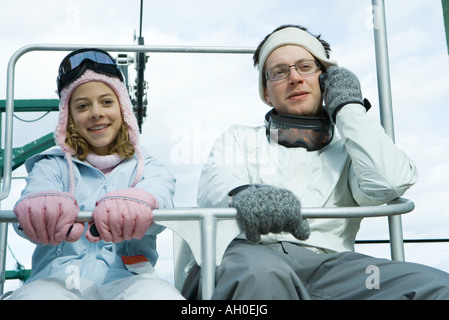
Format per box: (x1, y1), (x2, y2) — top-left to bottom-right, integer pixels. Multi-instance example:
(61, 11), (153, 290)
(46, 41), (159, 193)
(0, 197), (414, 299)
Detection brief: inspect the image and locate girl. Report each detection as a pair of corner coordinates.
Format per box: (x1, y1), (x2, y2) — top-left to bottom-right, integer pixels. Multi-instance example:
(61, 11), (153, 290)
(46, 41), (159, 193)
(10, 49), (184, 300)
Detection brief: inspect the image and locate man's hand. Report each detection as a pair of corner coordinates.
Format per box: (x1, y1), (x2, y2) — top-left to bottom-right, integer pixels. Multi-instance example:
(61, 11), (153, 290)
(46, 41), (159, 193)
(319, 66), (370, 123)
(229, 185), (310, 243)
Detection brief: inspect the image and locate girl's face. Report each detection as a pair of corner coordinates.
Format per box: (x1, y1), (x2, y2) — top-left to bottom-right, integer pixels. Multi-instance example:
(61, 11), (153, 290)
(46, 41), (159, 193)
(69, 81), (123, 155)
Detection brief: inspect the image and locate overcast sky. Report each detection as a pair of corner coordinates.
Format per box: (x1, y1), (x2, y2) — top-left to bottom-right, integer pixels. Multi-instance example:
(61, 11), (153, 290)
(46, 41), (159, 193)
(1, 0), (449, 292)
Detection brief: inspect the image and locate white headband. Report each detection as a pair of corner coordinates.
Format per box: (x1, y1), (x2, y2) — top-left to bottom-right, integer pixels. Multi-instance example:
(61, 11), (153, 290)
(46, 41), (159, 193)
(258, 27), (338, 105)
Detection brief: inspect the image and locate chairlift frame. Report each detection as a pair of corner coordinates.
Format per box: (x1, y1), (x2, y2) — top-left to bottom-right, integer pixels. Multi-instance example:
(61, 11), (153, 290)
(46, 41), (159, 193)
(0, 0), (412, 300)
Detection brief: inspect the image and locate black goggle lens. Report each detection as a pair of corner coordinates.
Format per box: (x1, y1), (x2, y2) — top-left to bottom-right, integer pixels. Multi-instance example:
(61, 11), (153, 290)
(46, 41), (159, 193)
(58, 49), (116, 76)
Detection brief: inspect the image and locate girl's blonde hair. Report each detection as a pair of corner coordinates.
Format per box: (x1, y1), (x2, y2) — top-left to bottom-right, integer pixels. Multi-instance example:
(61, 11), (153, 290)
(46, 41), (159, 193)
(65, 112), (135, 161)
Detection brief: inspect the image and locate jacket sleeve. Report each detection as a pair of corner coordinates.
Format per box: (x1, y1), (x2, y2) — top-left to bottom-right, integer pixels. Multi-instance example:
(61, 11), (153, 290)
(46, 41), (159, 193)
(13, 155), (68, 241)
(21, 155), (69, 196)
(134, 151), (176, 235)
(197, 127), (251, 208)
(336, 104), (418, 206)
(136, 153), (176, 210)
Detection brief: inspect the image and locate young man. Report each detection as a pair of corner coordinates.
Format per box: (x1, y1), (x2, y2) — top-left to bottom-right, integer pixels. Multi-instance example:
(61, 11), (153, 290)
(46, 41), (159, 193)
(183, 25), (449, 299)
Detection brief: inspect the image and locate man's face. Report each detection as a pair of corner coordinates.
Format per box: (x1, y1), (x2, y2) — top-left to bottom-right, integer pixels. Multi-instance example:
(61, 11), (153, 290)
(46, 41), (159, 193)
(264, 45), (323, 117)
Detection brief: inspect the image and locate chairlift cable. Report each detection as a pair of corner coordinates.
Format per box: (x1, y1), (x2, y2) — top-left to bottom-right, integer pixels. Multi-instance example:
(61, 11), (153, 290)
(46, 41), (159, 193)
(7, 243), (25, 270)
(13, 111), (50, 123)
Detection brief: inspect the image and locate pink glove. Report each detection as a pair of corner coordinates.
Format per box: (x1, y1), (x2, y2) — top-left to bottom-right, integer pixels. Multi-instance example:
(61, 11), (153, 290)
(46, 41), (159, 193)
(85, 188), (158, 243)
(13, 191), (83, 245)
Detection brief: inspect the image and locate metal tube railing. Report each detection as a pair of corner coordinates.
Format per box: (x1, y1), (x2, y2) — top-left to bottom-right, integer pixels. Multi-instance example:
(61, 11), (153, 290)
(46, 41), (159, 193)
(0, 198), (414, 299)
(0, 198), (415, 223)
(1, 44), (255, 202)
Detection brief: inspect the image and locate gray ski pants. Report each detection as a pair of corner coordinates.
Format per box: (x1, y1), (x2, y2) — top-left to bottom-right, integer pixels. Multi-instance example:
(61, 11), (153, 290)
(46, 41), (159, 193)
(182, 239), (449, 300)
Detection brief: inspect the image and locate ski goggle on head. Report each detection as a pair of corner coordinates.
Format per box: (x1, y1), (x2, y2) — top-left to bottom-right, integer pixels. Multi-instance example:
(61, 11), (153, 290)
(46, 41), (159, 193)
(57, 48), (124, 96)
(265, 109), (334, 151)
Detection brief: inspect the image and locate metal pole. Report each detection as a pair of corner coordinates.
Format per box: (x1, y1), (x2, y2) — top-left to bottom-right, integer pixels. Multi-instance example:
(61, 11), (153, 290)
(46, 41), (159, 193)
(0, 223), (7, 295)
(372, 0), (405, 261)
(200, 214), (217, 300)
(441, 0), (449, 56)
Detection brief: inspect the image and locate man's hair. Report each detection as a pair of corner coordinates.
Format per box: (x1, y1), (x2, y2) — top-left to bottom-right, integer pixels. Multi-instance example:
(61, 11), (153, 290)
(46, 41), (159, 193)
(253, 24), (332, 71)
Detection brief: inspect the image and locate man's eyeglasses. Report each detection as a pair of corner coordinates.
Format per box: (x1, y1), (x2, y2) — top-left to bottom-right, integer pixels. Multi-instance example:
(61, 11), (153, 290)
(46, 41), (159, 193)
(265, 59), (321, 81)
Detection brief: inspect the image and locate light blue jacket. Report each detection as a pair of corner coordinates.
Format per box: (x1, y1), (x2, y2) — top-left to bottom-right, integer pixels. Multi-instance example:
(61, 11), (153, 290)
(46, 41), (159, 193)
(14, 147), (175, 285)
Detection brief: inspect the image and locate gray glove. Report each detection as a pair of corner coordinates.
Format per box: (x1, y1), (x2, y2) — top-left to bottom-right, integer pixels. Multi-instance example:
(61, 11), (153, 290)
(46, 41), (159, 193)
(229, 185), (310, 243)
(319, 66), (370, 123)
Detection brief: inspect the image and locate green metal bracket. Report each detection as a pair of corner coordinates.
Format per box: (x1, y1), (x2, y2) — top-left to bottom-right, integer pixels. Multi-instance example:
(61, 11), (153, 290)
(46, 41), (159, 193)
(5, 267), (31, 282)
(0, 132), (56, 173)
(0, 99), (59, 112)
(0, 99), (58, 174)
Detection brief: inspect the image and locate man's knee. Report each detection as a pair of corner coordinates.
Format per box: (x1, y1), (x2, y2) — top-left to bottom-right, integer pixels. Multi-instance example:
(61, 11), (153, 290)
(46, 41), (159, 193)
(214, 242), (303, 299)
(400, 264), (449, 299)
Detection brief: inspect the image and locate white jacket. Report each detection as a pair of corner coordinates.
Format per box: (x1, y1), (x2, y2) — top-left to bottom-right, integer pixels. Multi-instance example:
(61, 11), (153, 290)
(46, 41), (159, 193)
(198, 104), (418, 253)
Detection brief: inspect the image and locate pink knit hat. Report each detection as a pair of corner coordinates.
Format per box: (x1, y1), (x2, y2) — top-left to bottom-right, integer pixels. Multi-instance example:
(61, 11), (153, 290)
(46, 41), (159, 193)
(54, 69), (144, 194)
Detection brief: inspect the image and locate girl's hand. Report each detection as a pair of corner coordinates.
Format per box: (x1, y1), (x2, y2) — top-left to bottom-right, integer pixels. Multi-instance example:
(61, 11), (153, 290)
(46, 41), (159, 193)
(14, 191), (84, 245)
(85, 188), (158, 243)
